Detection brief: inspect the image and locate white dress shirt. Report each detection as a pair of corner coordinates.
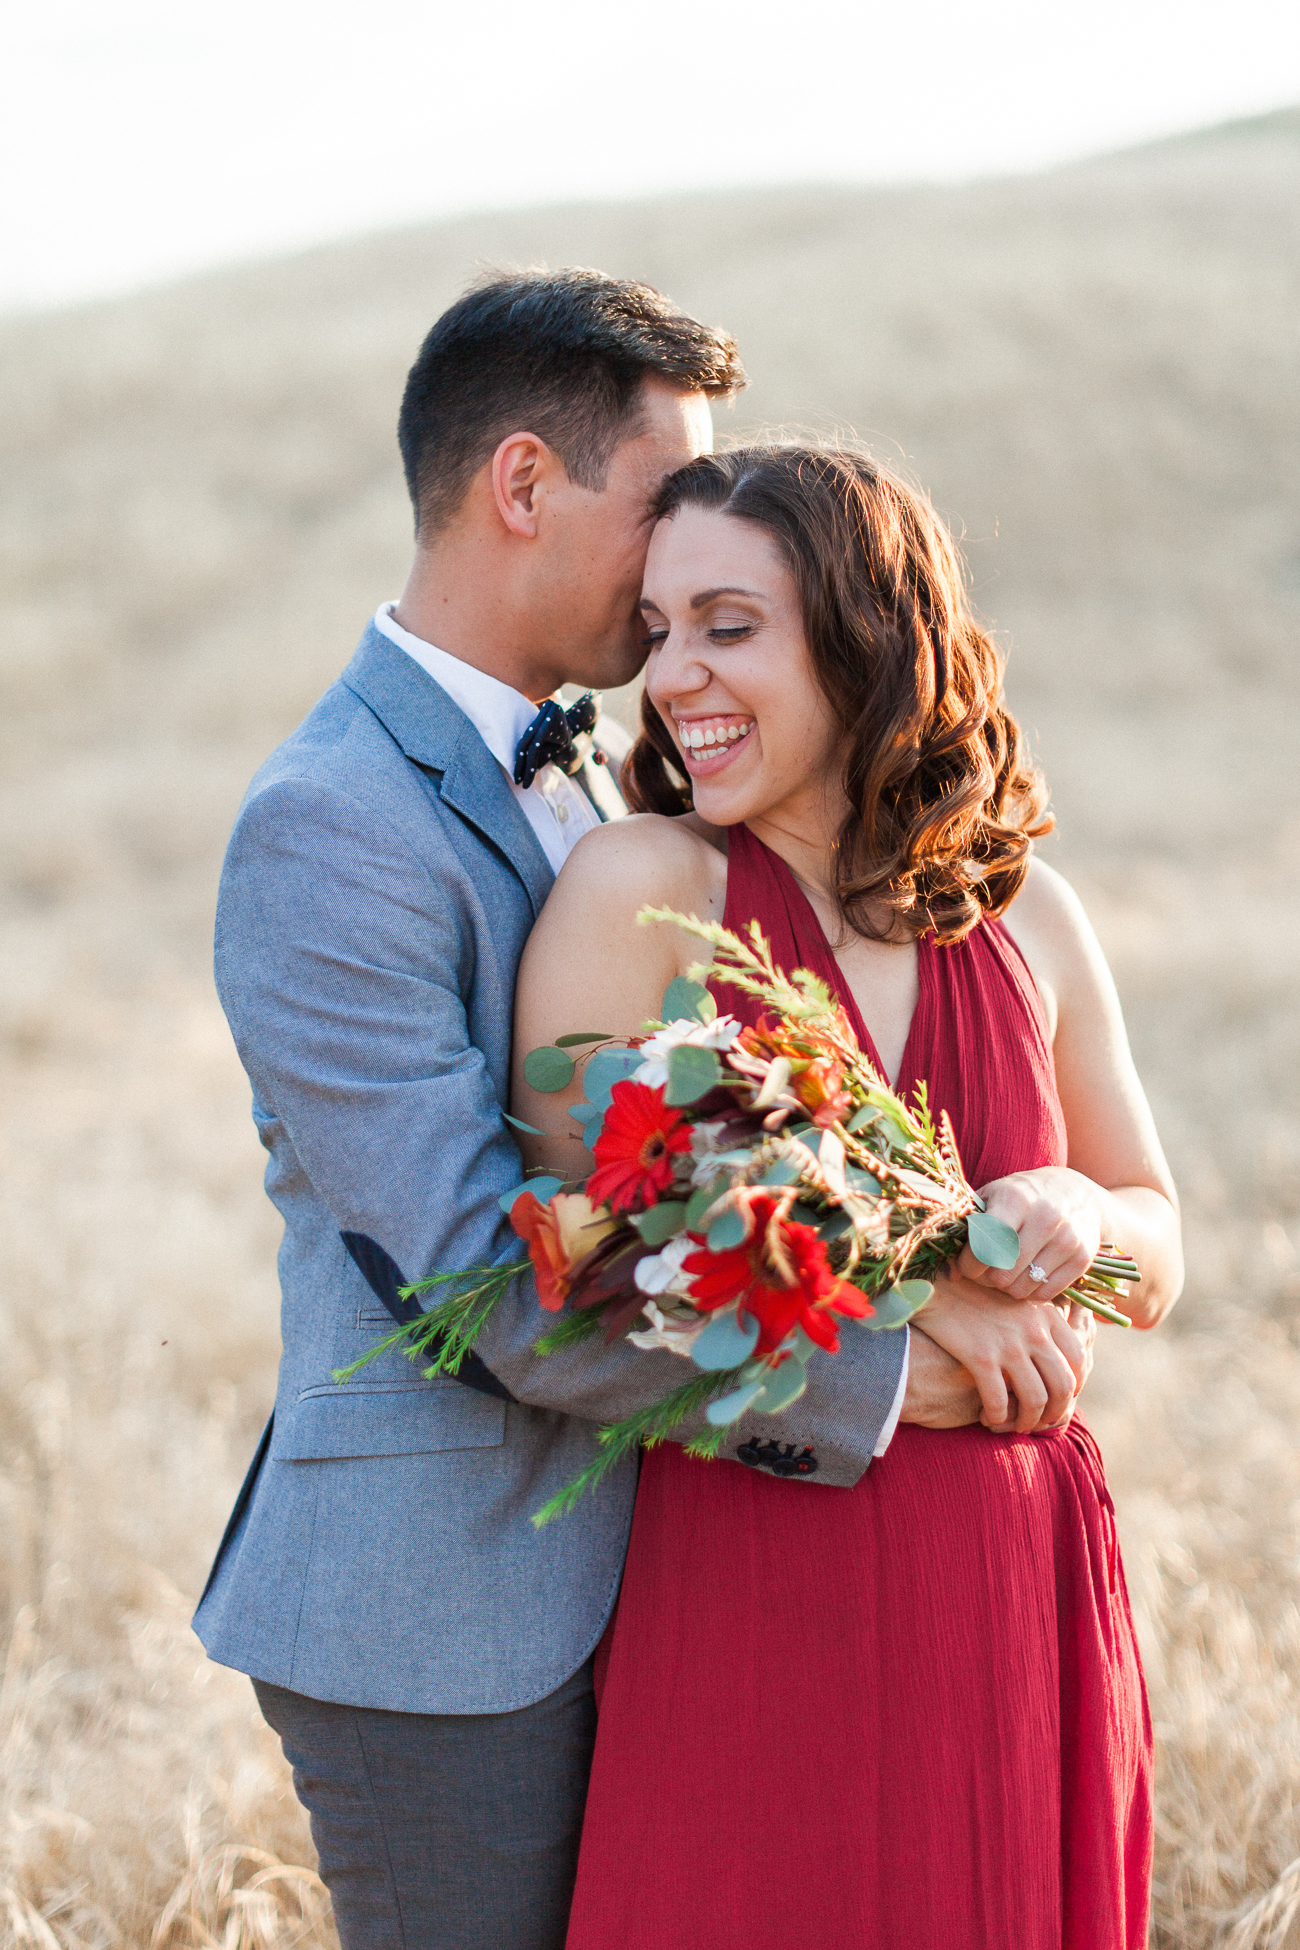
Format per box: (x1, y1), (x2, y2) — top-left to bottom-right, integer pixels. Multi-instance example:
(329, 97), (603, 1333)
(377, 603), (908, 1457)
(374, 605), (601, 873)
(874, 1333), (909, 1456)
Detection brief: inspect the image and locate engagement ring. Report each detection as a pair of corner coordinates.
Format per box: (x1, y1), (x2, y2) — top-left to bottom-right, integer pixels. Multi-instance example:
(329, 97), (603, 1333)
(1028, 1263), (1049, 1284)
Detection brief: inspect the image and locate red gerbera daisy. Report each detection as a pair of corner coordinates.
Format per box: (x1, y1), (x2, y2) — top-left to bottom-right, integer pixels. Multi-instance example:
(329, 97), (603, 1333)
(587, 1079), (693, 1214)
(683, 1190), (873, 1355)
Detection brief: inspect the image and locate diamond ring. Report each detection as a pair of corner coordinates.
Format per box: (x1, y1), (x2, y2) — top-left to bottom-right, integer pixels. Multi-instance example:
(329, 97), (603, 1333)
(1028, 1262), (1049, 1284)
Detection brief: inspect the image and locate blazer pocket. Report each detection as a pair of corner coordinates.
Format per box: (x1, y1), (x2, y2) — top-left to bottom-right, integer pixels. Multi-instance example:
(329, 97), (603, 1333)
(271, 1379), (507, 1461)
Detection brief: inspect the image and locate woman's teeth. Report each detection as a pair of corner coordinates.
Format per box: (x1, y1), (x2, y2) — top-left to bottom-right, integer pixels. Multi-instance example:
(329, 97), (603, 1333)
(680, 719), (754, 752)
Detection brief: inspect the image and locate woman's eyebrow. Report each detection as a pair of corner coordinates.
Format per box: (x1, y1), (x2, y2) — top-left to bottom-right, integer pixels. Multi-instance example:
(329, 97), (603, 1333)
(690, 585), (763, 608)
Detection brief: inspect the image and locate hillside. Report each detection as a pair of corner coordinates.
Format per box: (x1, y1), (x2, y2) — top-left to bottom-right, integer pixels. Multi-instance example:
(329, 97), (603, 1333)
(2, 110), (1299, 1947)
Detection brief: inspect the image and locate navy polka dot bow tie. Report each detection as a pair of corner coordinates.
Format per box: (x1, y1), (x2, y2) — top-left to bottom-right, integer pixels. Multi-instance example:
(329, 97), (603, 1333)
(513, 692), (600, 790)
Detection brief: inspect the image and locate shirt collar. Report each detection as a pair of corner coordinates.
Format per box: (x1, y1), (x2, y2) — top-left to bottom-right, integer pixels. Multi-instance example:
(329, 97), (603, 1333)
(373, 604), (538, 778)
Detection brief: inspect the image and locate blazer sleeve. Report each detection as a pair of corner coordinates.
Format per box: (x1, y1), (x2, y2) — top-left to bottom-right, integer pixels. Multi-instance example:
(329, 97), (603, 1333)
(216, 776), (906, 1487)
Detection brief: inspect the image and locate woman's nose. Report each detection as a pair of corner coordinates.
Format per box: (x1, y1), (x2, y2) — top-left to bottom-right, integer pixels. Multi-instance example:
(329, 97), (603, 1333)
(647, 630), (711, 704)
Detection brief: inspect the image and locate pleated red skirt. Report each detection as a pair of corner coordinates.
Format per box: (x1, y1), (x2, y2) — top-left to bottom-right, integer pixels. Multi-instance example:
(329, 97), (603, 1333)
(564, 828), (1153, 1948)
(567, 1425), (1151, 1950)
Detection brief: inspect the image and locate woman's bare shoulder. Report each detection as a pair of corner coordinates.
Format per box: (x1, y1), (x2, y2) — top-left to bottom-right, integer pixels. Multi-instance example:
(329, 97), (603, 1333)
(1001, 855), (1097, 958)
(1000, 854), (1115, 1039)
(551, 812), (727, 920)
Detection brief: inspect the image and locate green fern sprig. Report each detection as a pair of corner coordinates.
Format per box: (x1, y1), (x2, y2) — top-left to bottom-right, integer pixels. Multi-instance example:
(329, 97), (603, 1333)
(530, 1367), (744, 1527)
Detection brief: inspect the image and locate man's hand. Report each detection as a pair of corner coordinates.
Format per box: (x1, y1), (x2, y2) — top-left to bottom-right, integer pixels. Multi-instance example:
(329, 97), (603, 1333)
(898, 1326), (984, 1429)
(913, 1266), (1091, 1434)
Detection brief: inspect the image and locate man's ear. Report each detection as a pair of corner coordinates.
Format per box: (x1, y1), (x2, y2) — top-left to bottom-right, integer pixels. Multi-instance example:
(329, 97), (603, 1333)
(490, 431), (562, 539)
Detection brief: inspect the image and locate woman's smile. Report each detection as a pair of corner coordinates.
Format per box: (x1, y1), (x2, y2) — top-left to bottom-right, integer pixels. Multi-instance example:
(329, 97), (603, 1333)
(672, 713), (756, 775)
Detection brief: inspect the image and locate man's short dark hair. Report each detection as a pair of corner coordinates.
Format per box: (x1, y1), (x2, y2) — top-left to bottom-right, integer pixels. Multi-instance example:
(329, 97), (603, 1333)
(397, 267), (745, 535)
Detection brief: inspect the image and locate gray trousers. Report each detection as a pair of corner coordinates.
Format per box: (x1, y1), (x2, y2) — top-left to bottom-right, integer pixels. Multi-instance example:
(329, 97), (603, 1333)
(253, 1663), (596, 1950)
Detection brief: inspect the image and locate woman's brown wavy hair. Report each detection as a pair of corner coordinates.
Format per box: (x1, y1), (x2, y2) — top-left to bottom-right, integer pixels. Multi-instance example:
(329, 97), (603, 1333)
(623, 444), (1052, 945)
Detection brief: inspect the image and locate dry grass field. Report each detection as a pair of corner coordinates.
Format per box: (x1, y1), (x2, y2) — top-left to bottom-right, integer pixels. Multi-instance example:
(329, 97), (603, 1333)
(2, 105), (1299, 1947)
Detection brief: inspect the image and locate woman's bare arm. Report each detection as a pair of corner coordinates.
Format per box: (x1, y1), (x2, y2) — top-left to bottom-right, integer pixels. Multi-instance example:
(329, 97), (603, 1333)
(958, 856), (1183, 1328)
(511, 814), (726, 1180)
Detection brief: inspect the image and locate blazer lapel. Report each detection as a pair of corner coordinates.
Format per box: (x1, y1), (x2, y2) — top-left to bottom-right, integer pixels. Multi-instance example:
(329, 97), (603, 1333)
(341, 624), (555, 918)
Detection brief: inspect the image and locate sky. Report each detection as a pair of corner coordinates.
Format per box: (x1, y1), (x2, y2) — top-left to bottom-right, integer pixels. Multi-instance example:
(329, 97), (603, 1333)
(4, 0), (1299, 315)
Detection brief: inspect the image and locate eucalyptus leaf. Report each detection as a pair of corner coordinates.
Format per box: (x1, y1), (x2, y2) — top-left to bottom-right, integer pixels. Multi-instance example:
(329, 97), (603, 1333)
(632, 1201), (688, 1246)
(791, 1325), (820, 1364)
(707, 1205), (749, 1252)
(790, 1201), (825, 1230)
(760, 1157), (801, 1187)
(691, 1309), (760, 1371)
(502, 1111), (546, 1136)
(497, 1175), (563, 1215)
(583, 1047), (644, 1110)
(554, 1031), (613, 1047)
(846, 1104), (879, 1134)
(865, 1289), (917, 1330)
(749, 1361), (809, 1413)
(872, 1111), (910, 1151)
(685, 1183), (722, 1231)
(846, 1167), (882, 1195)
(816, 1209), (853, 1241)
(705, 1379), (764, 1426)
(661, 976), (717, 1026)
(523, 1045), (575, 1093)
(567, 1100), (602, 1125)
(966, 1210), (1022, 1271)
(665, 1045), (721, 1106)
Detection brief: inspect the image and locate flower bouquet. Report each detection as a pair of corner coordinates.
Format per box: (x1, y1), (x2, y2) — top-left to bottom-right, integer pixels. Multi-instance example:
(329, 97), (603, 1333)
(338, 909), (1137, 1525)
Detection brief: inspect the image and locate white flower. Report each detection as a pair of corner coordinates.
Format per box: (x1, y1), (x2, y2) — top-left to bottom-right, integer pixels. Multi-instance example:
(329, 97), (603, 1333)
(633, 1231), (696, 1297)
(632, 1014), (742, 1089)
(689, 1119), (731, 1162)
(627, 1298), (707, 1359)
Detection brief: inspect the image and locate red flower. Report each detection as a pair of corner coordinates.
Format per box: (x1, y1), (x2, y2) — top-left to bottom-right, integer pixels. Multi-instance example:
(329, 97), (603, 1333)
(682, 1190), (873, 1355)
(587, 1080), (693, 1214)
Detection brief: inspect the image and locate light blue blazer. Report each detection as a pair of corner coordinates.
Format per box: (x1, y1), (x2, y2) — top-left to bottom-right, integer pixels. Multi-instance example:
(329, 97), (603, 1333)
(193, 623), (906, 1715)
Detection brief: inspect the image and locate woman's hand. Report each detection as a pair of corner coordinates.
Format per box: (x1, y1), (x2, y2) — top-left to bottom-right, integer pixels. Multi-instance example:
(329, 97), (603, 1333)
(913, 1266), (1091, 1434)
(956, 1166), (1106, 1305)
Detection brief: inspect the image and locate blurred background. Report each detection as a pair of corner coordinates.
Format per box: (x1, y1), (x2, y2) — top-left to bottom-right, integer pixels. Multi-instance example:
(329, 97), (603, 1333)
(2, 3), (1300, 1945)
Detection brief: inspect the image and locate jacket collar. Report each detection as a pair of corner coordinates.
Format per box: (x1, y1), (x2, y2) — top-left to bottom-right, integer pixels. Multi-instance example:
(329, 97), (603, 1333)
(340, 623), (555, 917)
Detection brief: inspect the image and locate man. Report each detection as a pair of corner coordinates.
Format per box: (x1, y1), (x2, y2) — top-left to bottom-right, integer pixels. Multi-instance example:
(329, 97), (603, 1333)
(195, 269), (993, 1950)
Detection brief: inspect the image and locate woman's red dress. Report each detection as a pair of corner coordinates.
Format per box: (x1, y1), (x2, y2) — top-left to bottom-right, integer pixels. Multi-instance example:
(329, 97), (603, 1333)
(564, 825), (1153, 1950)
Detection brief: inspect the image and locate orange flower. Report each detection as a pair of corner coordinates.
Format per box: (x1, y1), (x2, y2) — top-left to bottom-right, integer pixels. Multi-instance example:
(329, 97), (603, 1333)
(739, 1013), (853, 1128)
(510, 1191), (619, 1311)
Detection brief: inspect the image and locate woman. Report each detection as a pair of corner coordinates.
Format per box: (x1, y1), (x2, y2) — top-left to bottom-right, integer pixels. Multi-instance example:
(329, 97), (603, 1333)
(511, 446), (1182, 1949)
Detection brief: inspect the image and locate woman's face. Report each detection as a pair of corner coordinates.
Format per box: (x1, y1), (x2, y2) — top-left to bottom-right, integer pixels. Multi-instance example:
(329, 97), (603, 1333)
(640, 506), (845, 839)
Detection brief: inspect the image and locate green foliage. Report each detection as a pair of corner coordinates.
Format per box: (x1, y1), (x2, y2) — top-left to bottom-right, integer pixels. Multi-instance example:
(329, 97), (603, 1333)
(632, 1200), (688, 1245)
(523, 1045), (575, 1092)
(532, 1310), (606, 1356)
(497, 1174), (561, 1214)
(582, 1047), (643, 1109)
(685, 1182), (721, 1230)
(660, 975), (716, 1025)
(331, 1258), (527, 1385)
(665, 1043), (721, 1105)
(530, 1369), (744, 1526)
(554, 1031), (612, 1047)
(707, 1204), (749, 1251)
(865, 1279), (934, 1330)
(966, 1210), (1022, 1270)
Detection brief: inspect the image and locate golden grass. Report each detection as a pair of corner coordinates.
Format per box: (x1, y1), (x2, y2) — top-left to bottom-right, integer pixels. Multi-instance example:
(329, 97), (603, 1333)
(2, 106), (1299, 1945)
